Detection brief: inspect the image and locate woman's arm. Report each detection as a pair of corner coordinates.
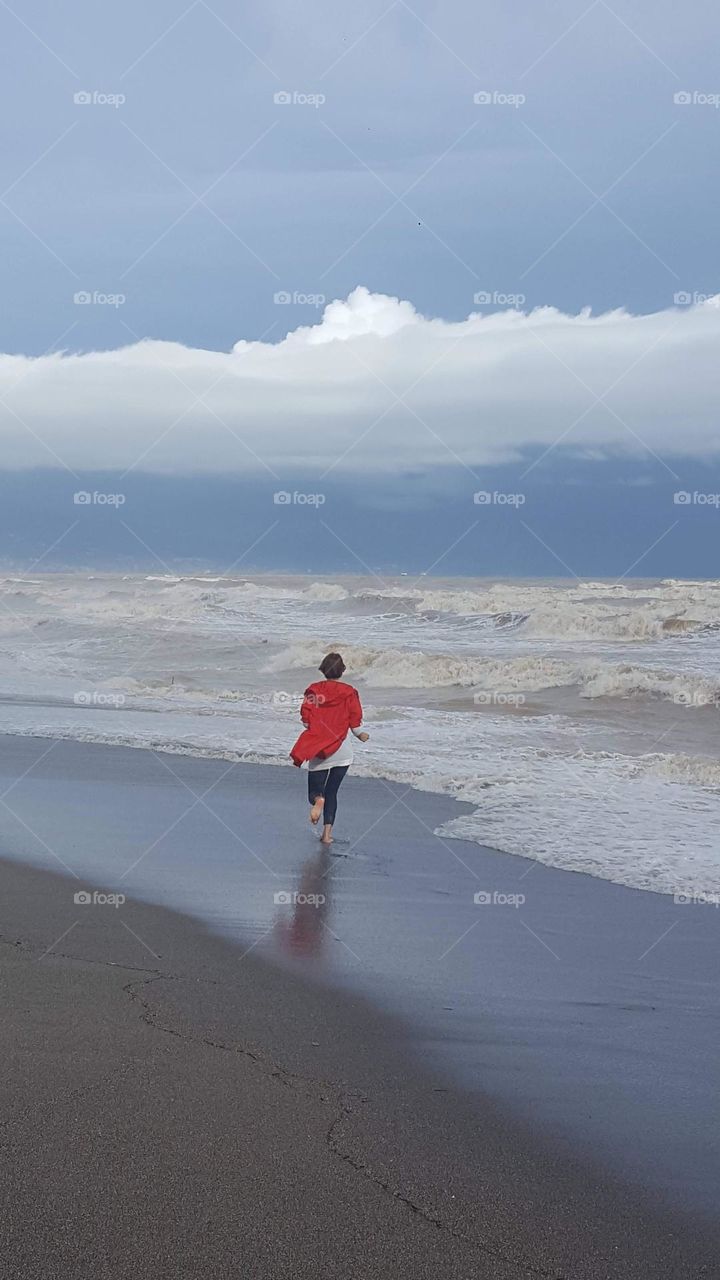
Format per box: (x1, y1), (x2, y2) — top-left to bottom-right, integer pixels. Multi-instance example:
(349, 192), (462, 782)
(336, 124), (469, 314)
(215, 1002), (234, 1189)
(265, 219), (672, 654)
(348, 689), (368, 740)
(348, 688), (364, 729)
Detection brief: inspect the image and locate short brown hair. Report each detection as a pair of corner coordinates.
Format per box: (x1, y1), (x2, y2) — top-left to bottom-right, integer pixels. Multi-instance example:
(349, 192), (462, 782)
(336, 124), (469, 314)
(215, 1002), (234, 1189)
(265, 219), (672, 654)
(319, 652), (345, 680)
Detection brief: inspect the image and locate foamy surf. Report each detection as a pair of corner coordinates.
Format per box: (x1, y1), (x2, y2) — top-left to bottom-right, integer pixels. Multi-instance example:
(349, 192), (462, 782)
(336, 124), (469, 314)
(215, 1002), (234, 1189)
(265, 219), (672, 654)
(353, 580), (720, 640)
(266, 641), (720, 705)
(2, 698), (719, 899)
(1, 570), (719, 899)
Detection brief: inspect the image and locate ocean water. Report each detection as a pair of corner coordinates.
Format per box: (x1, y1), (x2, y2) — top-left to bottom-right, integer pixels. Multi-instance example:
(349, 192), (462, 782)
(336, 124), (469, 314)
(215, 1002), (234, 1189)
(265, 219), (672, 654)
(1, 571), (719, 897)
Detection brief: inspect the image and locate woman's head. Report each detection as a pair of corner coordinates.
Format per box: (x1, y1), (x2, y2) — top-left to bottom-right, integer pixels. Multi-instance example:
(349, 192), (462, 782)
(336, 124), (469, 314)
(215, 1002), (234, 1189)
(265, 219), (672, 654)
(319, 652), (345, 680)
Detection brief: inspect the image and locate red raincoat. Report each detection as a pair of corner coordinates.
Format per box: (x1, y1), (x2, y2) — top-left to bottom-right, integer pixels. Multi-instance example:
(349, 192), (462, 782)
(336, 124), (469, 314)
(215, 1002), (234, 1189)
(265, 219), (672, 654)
(290, 680), (363, 766)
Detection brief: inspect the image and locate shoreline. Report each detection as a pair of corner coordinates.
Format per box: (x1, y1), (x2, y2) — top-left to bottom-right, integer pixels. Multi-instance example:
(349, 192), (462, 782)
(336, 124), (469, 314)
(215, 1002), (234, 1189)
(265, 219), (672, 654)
(2, 851), (719, 1278)
(0, 732), (718, 1224)
(0, 716), (717, 900)
(1, 569), (719, 909)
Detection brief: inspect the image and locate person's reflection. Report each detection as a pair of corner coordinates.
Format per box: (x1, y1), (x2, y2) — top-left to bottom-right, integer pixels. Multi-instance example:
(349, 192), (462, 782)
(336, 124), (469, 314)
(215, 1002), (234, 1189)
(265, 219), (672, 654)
(273, 846), (332, 959)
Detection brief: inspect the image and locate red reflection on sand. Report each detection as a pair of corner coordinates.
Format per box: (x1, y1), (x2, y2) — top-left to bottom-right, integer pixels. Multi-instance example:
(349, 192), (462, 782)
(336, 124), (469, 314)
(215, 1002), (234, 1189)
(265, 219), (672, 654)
(273, 847), (332, 958)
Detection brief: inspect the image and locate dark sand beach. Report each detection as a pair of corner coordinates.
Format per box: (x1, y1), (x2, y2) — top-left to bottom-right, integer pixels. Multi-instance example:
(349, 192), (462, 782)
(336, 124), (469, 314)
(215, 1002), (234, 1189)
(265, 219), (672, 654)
(0, 735), (719, 1277)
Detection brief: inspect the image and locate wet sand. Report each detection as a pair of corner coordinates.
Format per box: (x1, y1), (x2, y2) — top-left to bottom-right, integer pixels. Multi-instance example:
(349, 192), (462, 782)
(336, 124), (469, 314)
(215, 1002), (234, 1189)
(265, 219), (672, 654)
(0, 734), (718, 1276)
(2, 853), (719, 1279)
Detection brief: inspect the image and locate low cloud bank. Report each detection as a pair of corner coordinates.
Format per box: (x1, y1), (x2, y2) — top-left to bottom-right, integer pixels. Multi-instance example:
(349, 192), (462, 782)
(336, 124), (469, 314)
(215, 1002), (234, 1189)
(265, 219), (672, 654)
(1, 287), (718, 475)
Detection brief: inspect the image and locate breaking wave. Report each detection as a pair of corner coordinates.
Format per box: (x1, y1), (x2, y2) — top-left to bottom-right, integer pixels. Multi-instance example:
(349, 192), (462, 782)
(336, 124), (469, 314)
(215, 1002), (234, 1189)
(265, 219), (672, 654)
(2, 571), (720, 898)
(267, 641), (720, 705)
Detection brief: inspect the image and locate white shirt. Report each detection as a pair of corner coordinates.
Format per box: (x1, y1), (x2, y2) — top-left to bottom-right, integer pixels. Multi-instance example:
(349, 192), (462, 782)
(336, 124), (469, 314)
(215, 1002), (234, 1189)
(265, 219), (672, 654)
(307, 727), (363, 771)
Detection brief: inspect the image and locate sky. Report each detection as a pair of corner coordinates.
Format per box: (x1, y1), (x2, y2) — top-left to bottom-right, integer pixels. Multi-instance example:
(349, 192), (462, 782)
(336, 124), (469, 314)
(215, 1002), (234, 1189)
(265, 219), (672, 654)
(0, 0), (718, 574)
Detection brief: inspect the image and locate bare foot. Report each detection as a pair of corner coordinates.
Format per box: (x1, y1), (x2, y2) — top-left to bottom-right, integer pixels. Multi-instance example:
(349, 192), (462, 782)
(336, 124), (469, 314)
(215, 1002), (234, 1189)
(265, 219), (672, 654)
(309, 796), (325, 825)
(320, 825), (334, 845)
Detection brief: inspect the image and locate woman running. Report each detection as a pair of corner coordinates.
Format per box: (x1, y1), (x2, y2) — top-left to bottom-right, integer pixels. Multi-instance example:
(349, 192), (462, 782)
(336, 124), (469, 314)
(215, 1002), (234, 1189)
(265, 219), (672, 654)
(290, 652), (369, 845)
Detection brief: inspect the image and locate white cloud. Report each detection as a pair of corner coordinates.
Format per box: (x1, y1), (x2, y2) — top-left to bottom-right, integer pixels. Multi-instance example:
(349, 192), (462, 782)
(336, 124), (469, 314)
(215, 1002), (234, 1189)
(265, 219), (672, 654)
(1, 286), (719, 476)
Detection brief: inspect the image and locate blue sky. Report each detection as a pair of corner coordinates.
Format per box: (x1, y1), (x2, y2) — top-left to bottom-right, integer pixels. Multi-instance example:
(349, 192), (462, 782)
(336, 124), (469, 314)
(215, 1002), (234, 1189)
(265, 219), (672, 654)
(2, 0), (718, 350)
(0, 1), (718, 572)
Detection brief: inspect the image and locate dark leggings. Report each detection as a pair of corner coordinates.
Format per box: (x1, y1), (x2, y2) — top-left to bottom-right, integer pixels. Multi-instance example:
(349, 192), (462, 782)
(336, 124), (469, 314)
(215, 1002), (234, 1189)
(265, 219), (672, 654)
(308, 766), (349, 827)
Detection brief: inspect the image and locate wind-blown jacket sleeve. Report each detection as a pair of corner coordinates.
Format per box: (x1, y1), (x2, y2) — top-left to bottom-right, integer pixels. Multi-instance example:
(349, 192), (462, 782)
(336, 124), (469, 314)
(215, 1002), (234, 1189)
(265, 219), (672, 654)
(348, 687), (363, 730)
(289, 687), (321, 766)
(299, 688), (316, 728)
